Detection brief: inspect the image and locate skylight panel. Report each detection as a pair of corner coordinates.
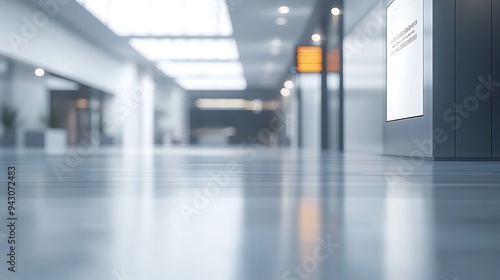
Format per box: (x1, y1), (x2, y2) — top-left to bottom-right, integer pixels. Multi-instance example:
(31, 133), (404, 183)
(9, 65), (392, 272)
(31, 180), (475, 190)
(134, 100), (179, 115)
(157, 61), (244, 77)
(176, 76), (247, 90)
(129, 39), (240, 61)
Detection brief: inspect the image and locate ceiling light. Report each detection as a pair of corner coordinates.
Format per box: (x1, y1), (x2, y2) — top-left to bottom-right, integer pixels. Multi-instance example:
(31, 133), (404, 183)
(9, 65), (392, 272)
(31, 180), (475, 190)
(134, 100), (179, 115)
(280, 88), (291, 97)
(331, 7), (341, 16)
(270, 39), (282, 55)
(35, 68), (45, 77)
(196, 99), (247, 109)
(176, 76), (247, 90)
(284, 80), (294, 89)
(130, 38), (240, 60)
(271, 39), (282, 47)
(157, 61), (244, 77)
(311, 34), (321, 42)
(78, 0), (234, 36)
(278, 6), (290, 14)
(275, 17), (287, 26)
(196, 99), (279, 110)
(262, 101), (280, 110)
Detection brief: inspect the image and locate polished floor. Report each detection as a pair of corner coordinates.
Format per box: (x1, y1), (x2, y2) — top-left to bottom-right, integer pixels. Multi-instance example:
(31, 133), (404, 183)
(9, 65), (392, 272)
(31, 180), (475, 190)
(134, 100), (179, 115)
(1, 148), (499, 280)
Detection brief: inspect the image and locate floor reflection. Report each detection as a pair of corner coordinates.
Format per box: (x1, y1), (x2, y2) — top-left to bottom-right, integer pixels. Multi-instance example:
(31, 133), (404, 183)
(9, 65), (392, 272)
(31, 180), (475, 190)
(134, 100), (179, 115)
(0, 149), (499, 279)
(383, 184), (433, 280)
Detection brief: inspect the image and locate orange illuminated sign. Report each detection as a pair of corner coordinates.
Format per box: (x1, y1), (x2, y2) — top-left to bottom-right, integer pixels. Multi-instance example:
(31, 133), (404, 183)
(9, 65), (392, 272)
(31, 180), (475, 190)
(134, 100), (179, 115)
(296, 46), (323, 73)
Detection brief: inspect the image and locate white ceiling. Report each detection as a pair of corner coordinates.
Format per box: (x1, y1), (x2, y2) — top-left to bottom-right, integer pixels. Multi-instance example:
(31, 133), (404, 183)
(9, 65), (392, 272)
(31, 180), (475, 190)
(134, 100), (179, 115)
(74, 0), (246, 90)
(229, 0), (382, 90)
(29, 0), (318, 92)
(20, 0), (382, 93)
(227, 0), (317, 89)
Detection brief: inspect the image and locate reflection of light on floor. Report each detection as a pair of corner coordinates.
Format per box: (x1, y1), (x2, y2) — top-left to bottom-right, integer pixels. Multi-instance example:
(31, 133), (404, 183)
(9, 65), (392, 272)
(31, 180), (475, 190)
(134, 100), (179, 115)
(137, 155), (155, 279)
(299, 201), (321, 245)
(110, 153), (244, 279)
(9, 149), (500, 279)
(278, 153), (299, 272)
(384, 187), (432, 280)
(298, 159), (321, 258)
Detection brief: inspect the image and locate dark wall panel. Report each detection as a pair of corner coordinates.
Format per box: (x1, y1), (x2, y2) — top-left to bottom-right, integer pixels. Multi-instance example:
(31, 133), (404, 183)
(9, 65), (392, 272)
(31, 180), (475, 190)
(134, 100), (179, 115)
(493, 0), (500, 157)
(433, 0), (456, 158)
(455, 0), (492, 157)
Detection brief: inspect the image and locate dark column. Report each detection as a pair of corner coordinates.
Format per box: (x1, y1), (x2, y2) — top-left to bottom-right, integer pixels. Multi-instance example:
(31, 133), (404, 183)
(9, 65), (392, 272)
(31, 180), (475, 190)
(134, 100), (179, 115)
(297, 79), (303, 148)
(455, 0), (492, 157)
(321, 2), (330, 150)
(493, 0), (500, 157)
(338, 0), (344, 152)
(321, 0), (344, 151)
(433, 0), (456, 158)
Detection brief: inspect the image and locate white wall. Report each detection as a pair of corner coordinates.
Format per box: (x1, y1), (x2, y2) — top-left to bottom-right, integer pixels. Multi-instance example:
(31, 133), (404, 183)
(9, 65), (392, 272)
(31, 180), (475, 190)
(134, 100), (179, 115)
(114, 65), (156, 151)
(344, 0), (433, 156)
(154, 80), (189, 146)
(10, 63), (48, 130)
(0, 0), (129, 95)
(328, 73), (341, 151)
(0, 0), (162, 149)
(285, 78), (299, 149)
(0, 61), (48, 131)
(343, 2), (385, 154)
(169, 86), (188, 145)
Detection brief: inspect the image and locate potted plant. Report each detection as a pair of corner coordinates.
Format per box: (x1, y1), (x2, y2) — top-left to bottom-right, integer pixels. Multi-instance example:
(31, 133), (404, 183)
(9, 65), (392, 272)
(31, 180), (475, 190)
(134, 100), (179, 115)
(1, 104), (19, 147)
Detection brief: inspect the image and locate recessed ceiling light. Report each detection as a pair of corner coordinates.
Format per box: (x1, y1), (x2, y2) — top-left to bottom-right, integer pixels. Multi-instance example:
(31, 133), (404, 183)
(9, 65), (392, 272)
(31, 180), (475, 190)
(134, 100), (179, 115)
(176, 76), (247, 90)
(279, 6), (289, 14)
(130, 38), (240, 60)
(331, 7), (341, 16)
(157, 61), (244, 77)
(284, 80), (294, 89)
(271, 39), (282, 47)
(195, 99), (278, 110)
(311, 34), (321, 42)
(35, 68), (45, 77)
(196, 99), (247, 109)
(275, 17), (287, 26)
(280, 88), (291, 97)
(78, 0), (234, 36)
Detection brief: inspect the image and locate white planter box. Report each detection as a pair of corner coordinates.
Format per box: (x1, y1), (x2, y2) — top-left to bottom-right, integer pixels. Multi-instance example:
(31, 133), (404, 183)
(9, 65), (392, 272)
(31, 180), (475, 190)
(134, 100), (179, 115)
(45, 129), (67, 153)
